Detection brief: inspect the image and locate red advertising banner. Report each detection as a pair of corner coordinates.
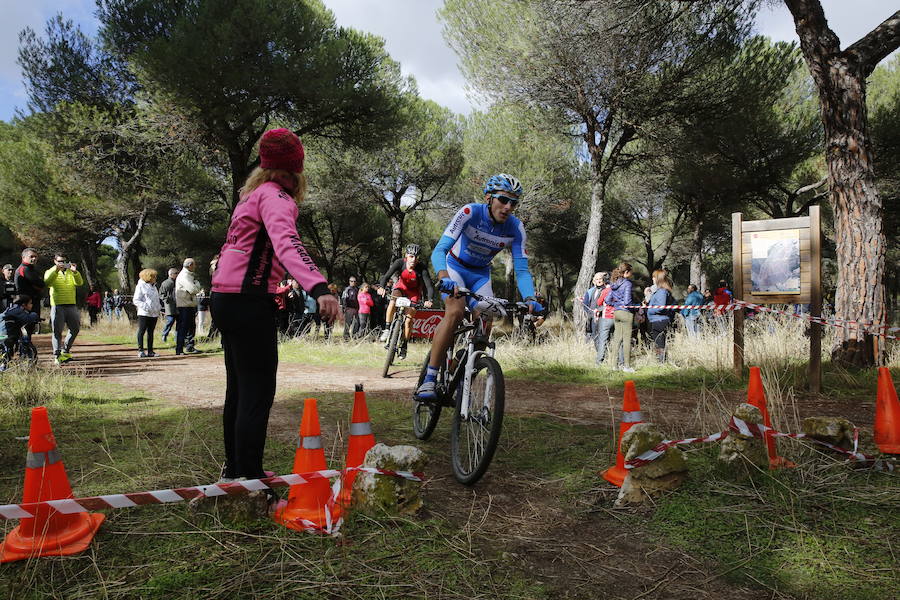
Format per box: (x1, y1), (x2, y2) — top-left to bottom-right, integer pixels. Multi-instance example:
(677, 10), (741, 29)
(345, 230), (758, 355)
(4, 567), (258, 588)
(410, 309), (445, 339)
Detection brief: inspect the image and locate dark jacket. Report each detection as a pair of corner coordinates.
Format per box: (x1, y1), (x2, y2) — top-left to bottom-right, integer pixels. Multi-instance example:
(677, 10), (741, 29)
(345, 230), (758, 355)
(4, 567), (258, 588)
(159, 278), (178, 316)
(1, 303), (40, 338)
(647, 288), (676, 322)
(2, 277), (16, 311)
(606, 278), (634, 312)
(341, 285), (359, 310)
(15, 263), (45, 299)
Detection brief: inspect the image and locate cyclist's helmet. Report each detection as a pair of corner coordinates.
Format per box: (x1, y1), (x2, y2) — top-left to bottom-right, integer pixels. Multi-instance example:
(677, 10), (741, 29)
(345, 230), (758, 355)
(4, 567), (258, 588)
(483, 173), (523, 198)
(405, 243), (421, 257)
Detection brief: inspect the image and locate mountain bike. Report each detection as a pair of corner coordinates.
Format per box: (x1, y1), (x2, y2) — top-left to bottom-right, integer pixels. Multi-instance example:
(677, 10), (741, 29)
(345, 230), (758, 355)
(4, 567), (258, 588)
(382, 297), (423, 378)
(0, 324), (39, 372)
(412, 290), (528, 485)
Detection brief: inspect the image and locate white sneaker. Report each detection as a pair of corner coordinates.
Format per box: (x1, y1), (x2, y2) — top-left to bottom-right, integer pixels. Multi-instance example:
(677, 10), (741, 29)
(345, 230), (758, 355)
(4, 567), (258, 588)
(622, 367), (636, 373)
(379, 329), (389, 342)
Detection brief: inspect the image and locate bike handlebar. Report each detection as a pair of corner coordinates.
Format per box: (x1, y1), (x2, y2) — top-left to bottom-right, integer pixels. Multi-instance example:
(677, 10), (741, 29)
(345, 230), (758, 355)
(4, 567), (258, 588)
(452, 288), (531, 315)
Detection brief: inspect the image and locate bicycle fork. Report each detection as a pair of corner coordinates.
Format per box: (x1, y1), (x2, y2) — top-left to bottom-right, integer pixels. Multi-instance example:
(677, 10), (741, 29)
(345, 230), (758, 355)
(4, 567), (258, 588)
(458, 341), (495, 420)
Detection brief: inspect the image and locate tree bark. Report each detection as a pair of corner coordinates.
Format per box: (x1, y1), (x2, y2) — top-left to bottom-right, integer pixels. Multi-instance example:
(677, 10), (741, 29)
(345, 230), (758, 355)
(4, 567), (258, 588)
(784, 2), (899, 367)
(112, 211), (148, 299)
(573, 171), (604, 328)
(689, 208), (705, 289)
(79, 240), (100, 291)
(389, 208), (405, 262)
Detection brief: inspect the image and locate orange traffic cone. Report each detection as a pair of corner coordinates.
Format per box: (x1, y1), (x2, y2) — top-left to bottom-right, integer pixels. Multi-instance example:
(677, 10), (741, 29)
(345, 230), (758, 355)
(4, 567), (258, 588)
(273, 398), (337, 531)
(601, 381), (642, 487)
(1, 407), (105, 563)
(875, 367), (900, 454)
(746, 366), (795, 469)
(338, 384), (376, 508)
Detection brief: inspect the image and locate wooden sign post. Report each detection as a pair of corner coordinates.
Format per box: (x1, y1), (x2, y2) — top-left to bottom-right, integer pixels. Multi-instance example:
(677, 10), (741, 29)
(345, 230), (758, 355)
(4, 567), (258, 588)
(732, 206), (822, 392)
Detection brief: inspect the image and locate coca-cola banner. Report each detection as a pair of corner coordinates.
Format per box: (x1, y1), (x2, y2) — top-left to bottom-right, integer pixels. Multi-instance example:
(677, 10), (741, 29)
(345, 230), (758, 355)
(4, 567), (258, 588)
(411, 309), (445, 339)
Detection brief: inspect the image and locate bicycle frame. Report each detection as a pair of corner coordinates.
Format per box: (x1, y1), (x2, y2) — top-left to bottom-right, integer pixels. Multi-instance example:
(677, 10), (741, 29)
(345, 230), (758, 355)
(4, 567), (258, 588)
(443, 312), (495, 419)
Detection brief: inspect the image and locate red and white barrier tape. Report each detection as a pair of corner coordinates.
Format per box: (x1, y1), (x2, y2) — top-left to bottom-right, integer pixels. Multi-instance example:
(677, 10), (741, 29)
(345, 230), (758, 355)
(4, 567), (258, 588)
(0, 467), (424, 529)
(625, 417), (896, 472)
(620, 301), (899, 340)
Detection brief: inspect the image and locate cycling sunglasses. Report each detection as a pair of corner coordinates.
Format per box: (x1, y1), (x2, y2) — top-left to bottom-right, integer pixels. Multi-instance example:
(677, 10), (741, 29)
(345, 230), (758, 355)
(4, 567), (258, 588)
(491, 193), (519, 207)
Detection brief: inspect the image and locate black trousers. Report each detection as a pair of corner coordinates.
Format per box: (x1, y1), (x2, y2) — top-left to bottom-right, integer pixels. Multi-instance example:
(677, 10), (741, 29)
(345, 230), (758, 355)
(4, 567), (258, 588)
(137, 315), (158, 352)
(650, 318), (671, 349)
(211, 292), (278, 479)
(176, 306), (197, 353)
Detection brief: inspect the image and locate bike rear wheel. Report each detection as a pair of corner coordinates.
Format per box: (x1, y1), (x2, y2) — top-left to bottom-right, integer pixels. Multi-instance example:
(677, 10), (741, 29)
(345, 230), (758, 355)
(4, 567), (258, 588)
(412, 351), (443, 440)
(382, 318), (402, 378)
(21, 341), (37, 365)
(450, 355), (505, 485)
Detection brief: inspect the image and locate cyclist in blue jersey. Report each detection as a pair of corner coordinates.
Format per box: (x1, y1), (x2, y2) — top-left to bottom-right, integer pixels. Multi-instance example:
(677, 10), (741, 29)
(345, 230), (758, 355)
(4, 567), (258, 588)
(415, 173), (542, 400)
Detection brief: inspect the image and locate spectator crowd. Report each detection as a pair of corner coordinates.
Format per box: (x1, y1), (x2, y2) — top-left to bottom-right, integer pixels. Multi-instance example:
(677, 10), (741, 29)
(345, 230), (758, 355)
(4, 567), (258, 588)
(580, 266), (735, 371)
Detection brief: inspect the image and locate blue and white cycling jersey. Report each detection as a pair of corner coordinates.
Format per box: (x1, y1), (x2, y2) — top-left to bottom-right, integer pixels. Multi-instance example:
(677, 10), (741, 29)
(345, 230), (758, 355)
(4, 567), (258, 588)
(431, 203), (535, 300)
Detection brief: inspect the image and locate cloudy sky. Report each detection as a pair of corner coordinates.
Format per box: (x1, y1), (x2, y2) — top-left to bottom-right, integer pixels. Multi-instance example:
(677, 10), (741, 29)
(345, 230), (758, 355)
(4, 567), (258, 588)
(0, 0), (896, 121)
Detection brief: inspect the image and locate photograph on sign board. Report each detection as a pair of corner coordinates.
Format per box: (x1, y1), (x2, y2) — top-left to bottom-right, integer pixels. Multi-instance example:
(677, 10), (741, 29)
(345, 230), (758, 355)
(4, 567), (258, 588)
(750, 229), (801, 294)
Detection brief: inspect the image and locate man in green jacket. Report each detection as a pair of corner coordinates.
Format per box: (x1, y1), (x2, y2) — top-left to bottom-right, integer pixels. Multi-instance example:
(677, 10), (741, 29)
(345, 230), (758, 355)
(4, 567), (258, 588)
(44, 253), (84, 363)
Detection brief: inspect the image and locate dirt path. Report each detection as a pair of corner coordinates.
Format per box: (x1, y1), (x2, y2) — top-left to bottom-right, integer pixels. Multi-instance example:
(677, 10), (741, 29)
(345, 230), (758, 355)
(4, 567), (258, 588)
(41, 336), (874, 431)
(36, 335), (874, 599)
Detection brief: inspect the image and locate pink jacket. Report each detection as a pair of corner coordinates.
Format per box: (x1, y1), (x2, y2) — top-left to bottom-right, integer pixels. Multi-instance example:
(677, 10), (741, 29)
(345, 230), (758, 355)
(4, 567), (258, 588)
(212, 182), (328, 298)
(357, 292), (374, 315)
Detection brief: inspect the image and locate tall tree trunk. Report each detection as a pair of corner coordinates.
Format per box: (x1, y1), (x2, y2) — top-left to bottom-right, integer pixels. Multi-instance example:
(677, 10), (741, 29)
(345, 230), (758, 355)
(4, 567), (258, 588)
(821, 72), (884, 367)
(129, 239), (145, 289)
(79, 240), (100, 291)
(785, 2), (899, 367)
(390, 210), (405, 262)
(573, 167), (605, 329)
(112, 210), (149, 299)
(689, 210), (705, 289)
(503, 253), (515, 301)
(114, 249), (130, 293)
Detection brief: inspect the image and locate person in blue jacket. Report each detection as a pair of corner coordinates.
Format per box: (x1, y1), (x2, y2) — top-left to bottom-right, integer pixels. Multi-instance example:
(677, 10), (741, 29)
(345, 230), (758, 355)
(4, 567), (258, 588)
(681, 284), (704, 336)
(647, 272), (677, 362)
(606, 262), (636, 373)
(415, 173), (541, 400)
(1, 295), (40, 368)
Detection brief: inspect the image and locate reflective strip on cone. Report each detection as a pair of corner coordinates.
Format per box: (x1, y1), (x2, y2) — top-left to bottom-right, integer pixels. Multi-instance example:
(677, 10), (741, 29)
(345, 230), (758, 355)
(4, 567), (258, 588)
(301, 436), (322, 450)
(622, 411), (642, 423)
(349, 422), (372, 436)
(25, 449), (62, 469)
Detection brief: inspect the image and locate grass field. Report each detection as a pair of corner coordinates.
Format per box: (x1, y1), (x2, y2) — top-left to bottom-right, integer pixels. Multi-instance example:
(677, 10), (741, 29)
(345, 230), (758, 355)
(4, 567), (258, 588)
(4, 311), (895, 597)
(1, 358), (898, 599)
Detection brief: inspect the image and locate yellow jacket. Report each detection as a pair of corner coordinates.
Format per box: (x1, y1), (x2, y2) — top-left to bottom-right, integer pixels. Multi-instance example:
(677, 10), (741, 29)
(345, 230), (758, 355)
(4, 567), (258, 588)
(43, 266), (84, 306)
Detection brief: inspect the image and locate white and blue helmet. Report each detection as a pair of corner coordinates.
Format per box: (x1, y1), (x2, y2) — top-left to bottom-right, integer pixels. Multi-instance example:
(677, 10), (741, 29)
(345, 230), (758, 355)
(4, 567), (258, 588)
(483, 173), (523, 197)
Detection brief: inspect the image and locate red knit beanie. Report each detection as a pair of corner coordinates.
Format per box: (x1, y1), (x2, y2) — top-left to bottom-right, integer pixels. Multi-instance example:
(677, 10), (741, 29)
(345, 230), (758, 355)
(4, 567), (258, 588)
(259, 128), (305, 173)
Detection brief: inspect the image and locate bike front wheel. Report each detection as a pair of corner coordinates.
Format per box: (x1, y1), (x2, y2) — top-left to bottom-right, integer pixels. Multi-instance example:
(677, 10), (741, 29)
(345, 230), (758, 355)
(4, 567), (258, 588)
(412, 351), (443, 440)
(382, 318), (402, 378)
(450, 356), (505, 485)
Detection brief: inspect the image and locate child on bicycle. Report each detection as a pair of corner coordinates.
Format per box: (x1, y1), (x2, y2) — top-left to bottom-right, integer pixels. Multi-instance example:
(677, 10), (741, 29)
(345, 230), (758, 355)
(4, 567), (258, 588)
(1, 295), (40, 368)
(415, 174), (541, 400)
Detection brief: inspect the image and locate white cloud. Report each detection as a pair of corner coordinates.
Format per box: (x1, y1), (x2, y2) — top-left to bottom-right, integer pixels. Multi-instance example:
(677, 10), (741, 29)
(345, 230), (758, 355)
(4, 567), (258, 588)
(2, 0), (895, 123)
(321, 0), (477, 114)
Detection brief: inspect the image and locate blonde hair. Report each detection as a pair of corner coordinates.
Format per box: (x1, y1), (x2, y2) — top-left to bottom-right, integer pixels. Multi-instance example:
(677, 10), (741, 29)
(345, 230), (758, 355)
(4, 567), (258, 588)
(139, 268), (158, 283)
(652, 269), (673, 291)
(239, 167), (307, 203)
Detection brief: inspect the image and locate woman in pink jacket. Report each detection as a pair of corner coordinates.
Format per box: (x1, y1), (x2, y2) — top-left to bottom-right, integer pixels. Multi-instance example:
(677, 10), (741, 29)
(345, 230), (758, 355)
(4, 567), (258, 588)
(211, 128), (339, 484)
(356, 283), (375, 338)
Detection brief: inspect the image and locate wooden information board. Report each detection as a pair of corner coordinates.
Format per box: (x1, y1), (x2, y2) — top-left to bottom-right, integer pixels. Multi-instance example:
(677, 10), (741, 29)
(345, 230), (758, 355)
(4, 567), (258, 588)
(732, 206), (822, 392)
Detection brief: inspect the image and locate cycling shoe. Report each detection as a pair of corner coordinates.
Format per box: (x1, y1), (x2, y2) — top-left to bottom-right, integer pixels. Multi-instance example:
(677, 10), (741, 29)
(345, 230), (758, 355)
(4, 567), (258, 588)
(415, 380), (438, 401)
